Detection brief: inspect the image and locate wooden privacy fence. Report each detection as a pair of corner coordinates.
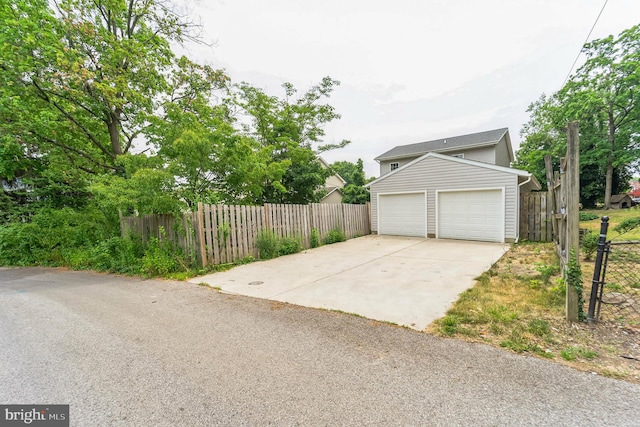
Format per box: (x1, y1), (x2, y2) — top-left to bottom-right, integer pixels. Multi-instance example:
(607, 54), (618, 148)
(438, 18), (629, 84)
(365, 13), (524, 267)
(120, 202), (371, 267)
(119, 212), (199, 258)
(519, 192), (553, 242)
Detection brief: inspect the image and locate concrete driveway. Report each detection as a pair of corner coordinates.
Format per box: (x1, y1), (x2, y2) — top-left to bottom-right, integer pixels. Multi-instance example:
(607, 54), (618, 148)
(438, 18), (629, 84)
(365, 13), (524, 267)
(191, 235), (509, 330)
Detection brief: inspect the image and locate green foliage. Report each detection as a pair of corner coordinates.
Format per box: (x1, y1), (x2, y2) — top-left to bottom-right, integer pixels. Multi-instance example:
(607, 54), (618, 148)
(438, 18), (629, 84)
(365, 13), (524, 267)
(499, 327), (551, 358)
(515, 24), (640, 208)
(0, 0), (354, 274)
(566, 249), (585, 321)
(310, 228), (321, 248)
(279, 237), (301, 256)
(141, 235), (186, 276)
(579, 212), (599, 221)
(534, 262), (560, 284)
(330, 159), (370, 204)
(437, 315), (462, 336)
(581, 230), (599, 261)
(323, 229), (347, 245)
(527, 319), (551, 337)
(613, 217), (640, 235)
(86, 236), (145, 274)
(236, 78), (349, 204)
(257, 231), (280, 260)
(561, 346), (598, 361)
(0, 207), (115, 266)
(256, 231), (303, 259)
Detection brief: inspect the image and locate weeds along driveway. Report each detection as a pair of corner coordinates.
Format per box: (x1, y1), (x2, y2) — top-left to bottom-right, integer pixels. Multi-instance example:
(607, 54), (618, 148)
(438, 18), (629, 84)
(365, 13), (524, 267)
(192, 235), (509, 330)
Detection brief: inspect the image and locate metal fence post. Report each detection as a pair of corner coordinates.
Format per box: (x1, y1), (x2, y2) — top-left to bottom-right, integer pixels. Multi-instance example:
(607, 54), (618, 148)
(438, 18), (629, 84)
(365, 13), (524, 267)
(587, 216), (609, 323)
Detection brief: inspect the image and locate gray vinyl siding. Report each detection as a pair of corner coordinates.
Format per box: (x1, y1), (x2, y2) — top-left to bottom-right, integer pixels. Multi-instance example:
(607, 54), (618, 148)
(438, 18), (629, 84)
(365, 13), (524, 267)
(379, 145), (497, 175)
(379, 158), (418, 175)
(370, 156), (519, 241)
(446, 146), (494, 164)
(495, 137), (512, 167)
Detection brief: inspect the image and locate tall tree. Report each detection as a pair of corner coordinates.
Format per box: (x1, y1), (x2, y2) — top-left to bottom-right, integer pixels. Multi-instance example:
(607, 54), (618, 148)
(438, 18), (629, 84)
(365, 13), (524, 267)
(330, 159), (370, 204)
(0, 0), (203, 173)
(558, 24), (640, 208)
(515, 25), (640, 208)
(237, 78), (350, 204)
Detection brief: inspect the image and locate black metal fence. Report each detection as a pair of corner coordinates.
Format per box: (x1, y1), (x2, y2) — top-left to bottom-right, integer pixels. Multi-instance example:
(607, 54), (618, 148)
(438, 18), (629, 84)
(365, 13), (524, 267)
(588, 217), (640, 326)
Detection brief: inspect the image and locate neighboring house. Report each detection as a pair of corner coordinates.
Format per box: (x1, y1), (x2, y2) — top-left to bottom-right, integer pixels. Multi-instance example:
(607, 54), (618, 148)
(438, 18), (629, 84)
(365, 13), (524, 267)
(629, 180), (640, 200)
(610, 194), (633, 209)
(375, 127), (514, 176)
(318, 157), (346, 204)
(365, 128), (540, 243)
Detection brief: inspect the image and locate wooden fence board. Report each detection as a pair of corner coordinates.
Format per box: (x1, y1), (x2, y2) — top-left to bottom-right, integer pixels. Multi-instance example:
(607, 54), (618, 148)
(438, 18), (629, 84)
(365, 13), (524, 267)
(519, 192), (553, 242)
(121, 202), (371, 267)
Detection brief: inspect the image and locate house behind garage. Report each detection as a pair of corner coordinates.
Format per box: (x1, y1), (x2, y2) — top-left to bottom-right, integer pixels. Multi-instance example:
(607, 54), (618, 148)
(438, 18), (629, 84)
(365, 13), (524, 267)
(365, 128), (541, 243)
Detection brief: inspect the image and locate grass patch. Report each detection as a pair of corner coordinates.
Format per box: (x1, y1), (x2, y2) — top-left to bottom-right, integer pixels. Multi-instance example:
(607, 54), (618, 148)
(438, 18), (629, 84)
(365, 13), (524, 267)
(427, 241), (640, 383)
(560, 346), (598, 361)
(580, 208), (640, 241)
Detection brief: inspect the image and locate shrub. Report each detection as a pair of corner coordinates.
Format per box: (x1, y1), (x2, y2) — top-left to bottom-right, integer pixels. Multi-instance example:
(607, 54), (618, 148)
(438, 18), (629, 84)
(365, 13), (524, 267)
(141, 236), (186, 276)
(0, 207), (115, 266)
(581, 230), (599, 260)
(257, 230), (280, 259)
(89, 235), (145, 274)
(323, 228), (346, 245)
(534, 262), (560, 284)
(279, 237), (301, 256)
(613, 217), (640, 234)
(310, 228), (321, 248)
(579, 212), (599, 221)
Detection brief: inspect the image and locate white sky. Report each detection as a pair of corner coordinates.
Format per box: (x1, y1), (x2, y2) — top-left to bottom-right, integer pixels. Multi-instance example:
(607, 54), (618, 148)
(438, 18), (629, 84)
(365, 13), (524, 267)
(182, 0), (640, 178)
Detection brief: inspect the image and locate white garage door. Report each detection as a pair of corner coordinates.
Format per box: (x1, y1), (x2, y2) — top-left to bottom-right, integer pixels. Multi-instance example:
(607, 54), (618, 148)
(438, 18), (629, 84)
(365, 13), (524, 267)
(378, 193), (426, 237)
(438, 189), (504, 242)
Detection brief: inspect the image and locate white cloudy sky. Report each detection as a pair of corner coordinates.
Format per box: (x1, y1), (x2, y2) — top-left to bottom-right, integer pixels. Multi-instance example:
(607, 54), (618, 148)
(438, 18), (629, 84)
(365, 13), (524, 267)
(181, 0), (640, 177)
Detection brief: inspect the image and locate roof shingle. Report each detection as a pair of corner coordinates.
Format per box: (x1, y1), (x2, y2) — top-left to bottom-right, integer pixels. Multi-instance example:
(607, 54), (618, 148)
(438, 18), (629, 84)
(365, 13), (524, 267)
(375, 128), (509, 161)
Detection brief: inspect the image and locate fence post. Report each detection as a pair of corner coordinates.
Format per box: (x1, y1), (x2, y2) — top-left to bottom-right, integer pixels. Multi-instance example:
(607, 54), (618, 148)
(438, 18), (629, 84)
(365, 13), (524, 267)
(544, 155), (557, 241)
(565, 121), (581, 322)
(587, 216), (610, 323)
(196, 203), (207, 268)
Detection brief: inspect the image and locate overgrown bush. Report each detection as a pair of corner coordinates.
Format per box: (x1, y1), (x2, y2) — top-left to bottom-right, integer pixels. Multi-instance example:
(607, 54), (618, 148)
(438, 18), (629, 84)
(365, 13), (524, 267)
(581, 230), (599, 260)
(579, 212), (599, 221)
(0, 207), (197, 277)
(257, 230), (280, 259)
(310, 228), (320, 248)
(323, 228), (346, 245)
(0, 207), (115, 266)
(86, 235), (145, 274)
(279, 237), (301, 256)
(142, 236), (187, 276)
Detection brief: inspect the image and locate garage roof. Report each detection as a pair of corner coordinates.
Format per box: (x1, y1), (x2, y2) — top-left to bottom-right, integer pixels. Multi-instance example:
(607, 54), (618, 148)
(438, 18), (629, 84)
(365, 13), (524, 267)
(365, 152), (541, 191)
(375, 128), (509, 162)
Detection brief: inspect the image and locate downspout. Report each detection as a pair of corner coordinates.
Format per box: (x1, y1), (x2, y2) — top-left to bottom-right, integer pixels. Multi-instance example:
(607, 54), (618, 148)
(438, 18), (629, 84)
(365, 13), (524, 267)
(516, 175), (534, 243)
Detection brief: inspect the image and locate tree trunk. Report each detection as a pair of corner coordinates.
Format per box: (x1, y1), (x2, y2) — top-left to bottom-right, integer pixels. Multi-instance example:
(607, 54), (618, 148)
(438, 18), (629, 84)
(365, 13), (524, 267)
(604, 108), (615, 209)
(108, 109), (123, 156)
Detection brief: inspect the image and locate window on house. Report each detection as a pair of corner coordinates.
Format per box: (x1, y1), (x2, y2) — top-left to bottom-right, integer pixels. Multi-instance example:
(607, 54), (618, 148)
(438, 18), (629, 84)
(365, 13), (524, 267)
(451, 153), (464, 159)
(390, 162), (399, 171)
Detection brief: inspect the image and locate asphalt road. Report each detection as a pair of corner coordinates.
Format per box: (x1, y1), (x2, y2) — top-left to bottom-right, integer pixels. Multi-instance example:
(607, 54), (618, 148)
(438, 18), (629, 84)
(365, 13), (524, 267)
(1, 267), (639, 426)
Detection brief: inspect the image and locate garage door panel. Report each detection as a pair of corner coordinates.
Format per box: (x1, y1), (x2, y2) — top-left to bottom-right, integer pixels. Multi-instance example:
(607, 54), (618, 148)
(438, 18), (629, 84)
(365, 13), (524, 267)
(438, 190), (503, 242)
(379, 193), (426, 237)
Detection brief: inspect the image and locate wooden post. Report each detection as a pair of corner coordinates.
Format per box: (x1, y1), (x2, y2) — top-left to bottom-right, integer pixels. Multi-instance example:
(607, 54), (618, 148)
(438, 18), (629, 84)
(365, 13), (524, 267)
(566, 121), (581, 322)
(544, 155), (557, 241)
(196, 203), (207, 268)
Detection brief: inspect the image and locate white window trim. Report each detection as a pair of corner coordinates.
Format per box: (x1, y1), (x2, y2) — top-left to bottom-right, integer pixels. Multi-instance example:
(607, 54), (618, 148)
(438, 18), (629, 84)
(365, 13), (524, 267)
(390, 162), (399, 171)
